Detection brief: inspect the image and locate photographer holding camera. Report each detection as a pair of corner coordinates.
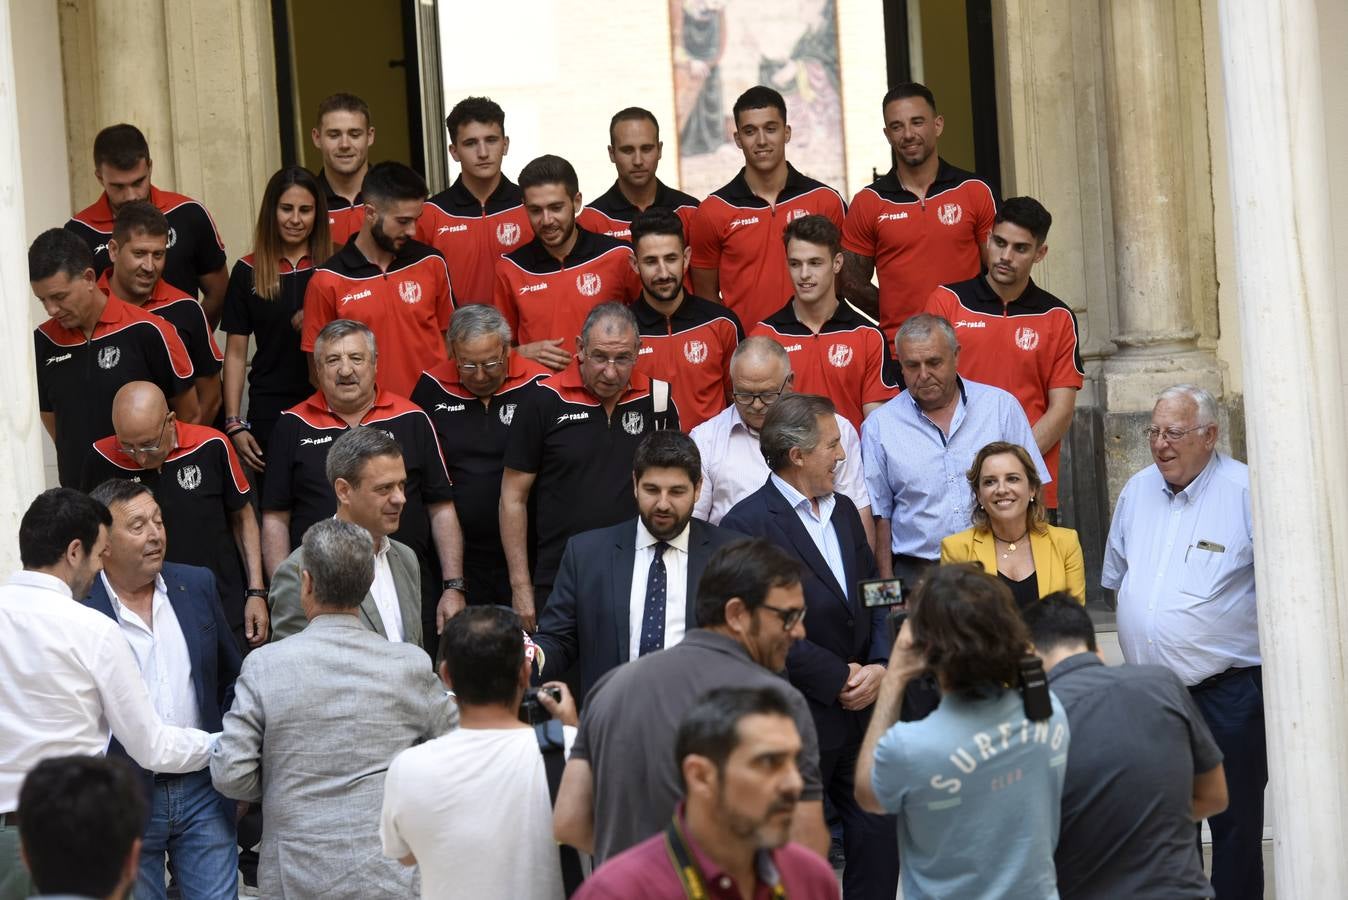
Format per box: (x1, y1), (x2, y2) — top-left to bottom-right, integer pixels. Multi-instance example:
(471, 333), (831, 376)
(380, 606), (578, 900)
(856, 564), (1071, 900)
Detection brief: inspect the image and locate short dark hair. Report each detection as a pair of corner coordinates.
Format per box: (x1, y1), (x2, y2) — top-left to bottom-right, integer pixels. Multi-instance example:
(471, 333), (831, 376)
(609, 106), (660, 144)
(630, 207), (686, 252)
(1022, 593), (1098, 654)
(518, 154), (579, 197)
(759, 393), (835, 472)
(28, 228), (95, 282)
(88, 478), (155, 512)
(361, 161), (428, 205)
(695, 539), (803, 627)
(633, 430), (701, 485)
(446, 96), (505, 143)
(316, 92), (371, 128)
(93, 123), (150, 170)
(995, 196), (1053, 244)
(18, 488), (111, 569)
(908, 563), (1030, 696)
(882, 82), (938, 114)
(733, 86), (788, 126)
(674, 686), (796, 787)
(437, 606), (525, 706)
(18, 755), (146, 896)
(325, 426), (403, 489)
(782, 214), (841, 257)
(111, 199), (169, 244)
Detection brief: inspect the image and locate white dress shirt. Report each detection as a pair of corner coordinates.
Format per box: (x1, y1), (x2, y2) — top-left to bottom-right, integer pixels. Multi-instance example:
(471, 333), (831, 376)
(371, 537), (404, 643)
(628, 520), (691, 660)
(0, 570), (214, 812)
(1102, 452), (1260, 685)
(770, 474), (848, 595)
(691, 405), (870, 524)
(103, 572), (201, 731)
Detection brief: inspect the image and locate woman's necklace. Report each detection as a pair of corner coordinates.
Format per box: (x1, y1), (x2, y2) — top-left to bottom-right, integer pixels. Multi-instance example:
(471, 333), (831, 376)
(995, 529), (1030, 559)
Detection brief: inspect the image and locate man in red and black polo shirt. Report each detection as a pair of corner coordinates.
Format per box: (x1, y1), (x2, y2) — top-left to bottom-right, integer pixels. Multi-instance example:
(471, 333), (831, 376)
(751, 215), (898, 431)
(629, 208), (742, 431)
(81, 381), (268, 650)
(412, 305), (548, 608)
(689, 86), (847, 330)
(99, 201), (223, 424)
(263, 319), (466, 651)
(500, 303), (679, 630)
(418, 96), (533, 304)
(30, 228), (197, 487)
(842, 82), (998, 343)
(65, 123), (229, 326)
(493, 154), (642, 372)
(578, 107), (700, 243)
(313, 93), (375, 246)
(302, 161), (455, 399)
(924, 197), (1083, 510)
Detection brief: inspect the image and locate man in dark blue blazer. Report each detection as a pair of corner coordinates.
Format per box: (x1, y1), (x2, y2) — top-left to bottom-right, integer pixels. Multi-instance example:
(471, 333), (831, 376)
(84, 478), (241, 900)
(534, 431), (743, 700)
(720, 393), (897, 900)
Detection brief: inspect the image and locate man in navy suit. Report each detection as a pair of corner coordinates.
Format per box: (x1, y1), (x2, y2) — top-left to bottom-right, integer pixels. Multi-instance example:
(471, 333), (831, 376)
(721, 393), (898, 900)
(534, 430), (743, 700)
(85, 478), (241, 900)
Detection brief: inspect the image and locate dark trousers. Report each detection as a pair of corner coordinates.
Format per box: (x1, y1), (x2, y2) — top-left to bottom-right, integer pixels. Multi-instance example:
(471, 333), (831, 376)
(464, 553), (511, 606)
(1190, 666), (1267, 900)
(819, 741), (899, 900)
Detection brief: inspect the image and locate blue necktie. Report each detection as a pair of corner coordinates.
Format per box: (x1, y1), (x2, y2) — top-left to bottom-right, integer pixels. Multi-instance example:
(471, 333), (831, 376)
(638, 542), (670, 657)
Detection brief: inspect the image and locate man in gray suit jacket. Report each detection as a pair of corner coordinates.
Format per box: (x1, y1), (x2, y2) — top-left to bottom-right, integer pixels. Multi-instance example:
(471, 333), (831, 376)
(211, 519), (456, 899)
(269, 427), (425, 645)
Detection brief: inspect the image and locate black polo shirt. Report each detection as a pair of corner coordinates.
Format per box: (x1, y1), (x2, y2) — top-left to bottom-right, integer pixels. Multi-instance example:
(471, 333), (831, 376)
(82, 422), (252, 628)
(503, 363), (679, 587)
(220, 254), (316, 439)
(97, 270), (222, 380)
(1048, 653), (1222, 899)
(66, 185), (227, 298)
(631, 293), (742, 431)
(35, 296), (196, 487)
(577, 179), (700, 241)
(260, 388), (454, 563)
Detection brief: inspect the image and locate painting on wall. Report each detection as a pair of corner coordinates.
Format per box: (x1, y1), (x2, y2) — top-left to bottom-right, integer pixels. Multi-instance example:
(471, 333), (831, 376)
(669, 0), (848, 200)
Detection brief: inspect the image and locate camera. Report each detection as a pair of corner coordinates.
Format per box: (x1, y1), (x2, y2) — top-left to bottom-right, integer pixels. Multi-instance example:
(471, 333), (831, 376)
(858, 576), (907, 645)
(519, 686), (562, 725)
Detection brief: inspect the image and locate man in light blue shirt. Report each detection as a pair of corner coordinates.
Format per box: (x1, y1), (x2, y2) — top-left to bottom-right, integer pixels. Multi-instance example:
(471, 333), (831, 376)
(861, 314), (1047, 582)
(1102, 383), (1263, 900)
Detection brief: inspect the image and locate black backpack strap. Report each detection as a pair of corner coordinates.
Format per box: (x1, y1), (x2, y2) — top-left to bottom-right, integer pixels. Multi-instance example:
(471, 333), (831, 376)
(536, 721), (585, 896)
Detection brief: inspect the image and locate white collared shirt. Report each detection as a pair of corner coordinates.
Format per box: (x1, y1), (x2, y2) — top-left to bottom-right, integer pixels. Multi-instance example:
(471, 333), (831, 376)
(1103, 452), (1260, 685)
(770, 474), (848, 596)
(0, 570), (214, 812)
(103, 572), (201, 730)
(371, 537), (404, 643)
(628, 520), (691, 660)
(691, 405), (871, 524)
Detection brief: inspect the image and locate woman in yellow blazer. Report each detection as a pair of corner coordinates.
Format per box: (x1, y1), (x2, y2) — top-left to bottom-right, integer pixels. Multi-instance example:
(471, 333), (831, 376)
(940, 441), (1086, 609)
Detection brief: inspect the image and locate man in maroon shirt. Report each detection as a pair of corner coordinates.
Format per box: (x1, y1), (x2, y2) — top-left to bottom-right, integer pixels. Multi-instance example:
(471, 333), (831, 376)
(574, 686), (839, 899)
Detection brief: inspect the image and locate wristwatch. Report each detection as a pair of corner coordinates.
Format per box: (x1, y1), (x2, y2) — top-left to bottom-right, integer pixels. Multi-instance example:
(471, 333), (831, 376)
(441, 578), (465, 592)
(245, 588), (268, 599)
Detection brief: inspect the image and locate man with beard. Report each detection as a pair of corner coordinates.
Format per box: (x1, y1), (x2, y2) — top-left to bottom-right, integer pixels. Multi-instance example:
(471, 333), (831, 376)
(312, 93), (376, 245)
(574, 688), (839, 899)
(493, 155), (642, 371)
(302, 161), (454, 398)
(533, 430), (744, 699)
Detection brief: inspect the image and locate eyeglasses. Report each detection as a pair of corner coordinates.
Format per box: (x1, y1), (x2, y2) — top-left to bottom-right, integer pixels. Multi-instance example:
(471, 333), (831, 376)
(759, 602), (807, 630)
(1143, 424), (1208, 443)
(732, 377), (792, 407)
(583, 351), (637, 370)
(118, 415), (172, 456)
(455, 356), (506, 374)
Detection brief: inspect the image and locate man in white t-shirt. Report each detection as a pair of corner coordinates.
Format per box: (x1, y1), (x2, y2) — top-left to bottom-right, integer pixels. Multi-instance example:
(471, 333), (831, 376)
(380, 606), (578, 900)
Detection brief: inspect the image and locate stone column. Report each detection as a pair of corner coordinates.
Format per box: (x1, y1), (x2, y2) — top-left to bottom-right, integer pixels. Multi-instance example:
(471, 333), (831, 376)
(0, 3), (52, 571)
(1217, 0), (1348, 895)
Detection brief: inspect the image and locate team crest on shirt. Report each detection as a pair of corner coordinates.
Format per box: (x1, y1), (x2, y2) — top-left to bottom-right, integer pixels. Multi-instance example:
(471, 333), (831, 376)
(683, 340), (708, 364)
(827, 343), (854, 368)
(96, 345), (121, 370)
(576, 273), (602, 297)
(1015, 326), (1040, 351)
(937, 203), (963, 226)
(166, 227), (178, 249)
(176, 465), (202, 491)
(398, 280), (423, 304)
(499, 403), (517, 425)
(621, 411), (644, 435)
(496, 222), (522, 247)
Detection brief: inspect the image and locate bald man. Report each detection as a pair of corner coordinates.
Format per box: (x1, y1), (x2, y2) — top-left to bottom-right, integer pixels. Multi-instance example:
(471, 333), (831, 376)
(81, 381), (267, 649)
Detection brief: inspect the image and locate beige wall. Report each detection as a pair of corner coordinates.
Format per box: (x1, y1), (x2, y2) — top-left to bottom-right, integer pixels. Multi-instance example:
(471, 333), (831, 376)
(1321, 0), (1348, 403)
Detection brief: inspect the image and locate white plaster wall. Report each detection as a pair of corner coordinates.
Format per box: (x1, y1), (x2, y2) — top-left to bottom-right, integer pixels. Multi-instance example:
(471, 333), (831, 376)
(1203, 0), (1242, 396)
(1322, 0), (1348, 406)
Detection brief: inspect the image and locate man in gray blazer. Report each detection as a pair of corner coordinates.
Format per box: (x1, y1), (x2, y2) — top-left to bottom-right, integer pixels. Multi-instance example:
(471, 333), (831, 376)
(268, 427), (425, 645)
(211, 518), (456, 899)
